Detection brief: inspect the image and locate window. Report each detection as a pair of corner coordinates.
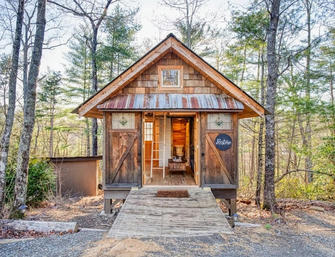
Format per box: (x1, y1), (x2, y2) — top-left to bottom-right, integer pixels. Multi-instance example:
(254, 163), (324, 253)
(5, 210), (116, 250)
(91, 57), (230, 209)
(158, 66), (182, 89)
(162, 69), (180, 87)
(112, 113), (135, 130)
(144, 122), (153, 141)
(207, 113), (232, 130)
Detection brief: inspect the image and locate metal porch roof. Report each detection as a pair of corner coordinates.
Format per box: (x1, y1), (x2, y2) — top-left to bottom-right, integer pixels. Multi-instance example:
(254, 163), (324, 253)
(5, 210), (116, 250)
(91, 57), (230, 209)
(97, 94), (244, 111)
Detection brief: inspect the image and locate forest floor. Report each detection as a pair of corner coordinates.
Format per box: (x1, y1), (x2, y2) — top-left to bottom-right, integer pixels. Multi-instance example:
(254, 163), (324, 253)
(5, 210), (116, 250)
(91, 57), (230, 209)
(1, 195), (334, 256)
(24, 195), (120, 230)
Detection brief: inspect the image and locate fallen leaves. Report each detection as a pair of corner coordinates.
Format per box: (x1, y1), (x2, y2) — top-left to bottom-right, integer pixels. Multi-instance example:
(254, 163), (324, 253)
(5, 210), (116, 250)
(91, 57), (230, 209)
(0, 225), (73, 239)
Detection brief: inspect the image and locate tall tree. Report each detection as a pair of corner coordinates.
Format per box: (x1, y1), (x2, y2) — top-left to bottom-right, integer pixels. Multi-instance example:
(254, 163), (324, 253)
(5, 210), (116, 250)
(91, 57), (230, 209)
(0, 54), (11, 119)
(301, 0), (313, 183)
(226, 8), (268, 206)
(0, 0), (25, 215)
(65, 29), (92, 156)
(49, 0), (114, 156)
(13, 0), (46, 211)
(100, 4), (140, 81)
(38, 71), (62, 157)
(263, 0), (281, 211)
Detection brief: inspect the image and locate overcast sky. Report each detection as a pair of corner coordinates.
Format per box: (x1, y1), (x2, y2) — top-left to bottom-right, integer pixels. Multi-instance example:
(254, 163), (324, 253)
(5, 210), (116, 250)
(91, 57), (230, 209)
(40, 0), (250, 73)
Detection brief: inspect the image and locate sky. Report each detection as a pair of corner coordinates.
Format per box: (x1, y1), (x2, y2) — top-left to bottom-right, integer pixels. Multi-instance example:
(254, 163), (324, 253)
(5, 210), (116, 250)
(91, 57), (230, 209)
(40, 0), (250, 73)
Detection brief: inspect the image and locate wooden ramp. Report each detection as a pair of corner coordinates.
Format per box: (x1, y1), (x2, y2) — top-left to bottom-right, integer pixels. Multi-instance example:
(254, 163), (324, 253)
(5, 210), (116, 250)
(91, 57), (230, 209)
(107, 187), (233, 238)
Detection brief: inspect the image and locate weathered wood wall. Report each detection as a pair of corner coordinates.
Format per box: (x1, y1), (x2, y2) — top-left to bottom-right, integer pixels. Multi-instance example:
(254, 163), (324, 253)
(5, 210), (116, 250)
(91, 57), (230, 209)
(104, 112), (142, 186)
(120, 52), (225, 95)
(200, 113), (238, 186)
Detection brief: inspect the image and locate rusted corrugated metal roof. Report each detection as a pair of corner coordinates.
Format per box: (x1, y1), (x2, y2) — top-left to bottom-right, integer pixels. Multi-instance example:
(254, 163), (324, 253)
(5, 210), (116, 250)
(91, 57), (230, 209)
(97, 94), (244, 111)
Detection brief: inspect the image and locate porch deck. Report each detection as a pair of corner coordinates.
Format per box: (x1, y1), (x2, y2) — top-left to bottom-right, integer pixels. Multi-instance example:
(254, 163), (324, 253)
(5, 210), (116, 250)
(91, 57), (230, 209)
(143, 168), (196, 185)
(107, 187), (233, 238)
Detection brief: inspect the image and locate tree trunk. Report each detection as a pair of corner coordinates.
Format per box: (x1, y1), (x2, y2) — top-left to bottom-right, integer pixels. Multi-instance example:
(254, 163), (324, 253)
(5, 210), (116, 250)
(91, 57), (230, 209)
(91, 28), (98, 156)
(330, 67), (335, 137)
(263, 0), (281, 212)
(85, 118), (90, 156)
(13, 0), (46, 211)
(0, 0), (25, 215)
(49, 106), (54, 157)
(255, 49), (265, 207)
(240, 44), (247, 84)
(304, 0), (313, 183)
(33, 122), (40, 155)
(185, 0), (191, 48)
(23, 31), (29, 102)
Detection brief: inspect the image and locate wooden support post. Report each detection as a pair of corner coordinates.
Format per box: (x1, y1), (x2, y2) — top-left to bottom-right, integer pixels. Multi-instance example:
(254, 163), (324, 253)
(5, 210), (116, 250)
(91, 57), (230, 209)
(228, 199), (237, 216)
(150, 113), (155, 178)
(163, 113), (166, 179)
(104, 198), (113, 214)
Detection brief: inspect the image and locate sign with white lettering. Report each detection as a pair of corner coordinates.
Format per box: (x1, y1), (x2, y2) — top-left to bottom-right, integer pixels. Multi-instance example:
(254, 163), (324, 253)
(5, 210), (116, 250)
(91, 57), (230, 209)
(214, 134), (232, 151)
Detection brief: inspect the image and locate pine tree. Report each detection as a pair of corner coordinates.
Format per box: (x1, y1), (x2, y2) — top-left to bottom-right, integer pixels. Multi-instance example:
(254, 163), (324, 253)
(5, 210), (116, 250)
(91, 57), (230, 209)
(65, 29), (92, 156)
(99, 4), (140, 81)
(37, 71), (62, 157)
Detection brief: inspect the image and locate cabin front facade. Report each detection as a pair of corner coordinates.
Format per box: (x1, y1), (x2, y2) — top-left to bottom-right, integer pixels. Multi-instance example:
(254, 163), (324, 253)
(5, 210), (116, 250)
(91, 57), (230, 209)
(75, 34), (266, 214)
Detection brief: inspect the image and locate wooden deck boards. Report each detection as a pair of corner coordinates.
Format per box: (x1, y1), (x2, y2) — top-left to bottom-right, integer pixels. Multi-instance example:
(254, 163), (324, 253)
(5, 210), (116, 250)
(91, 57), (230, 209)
(144, 168), (196, 185)
(107, 187), (232, 238)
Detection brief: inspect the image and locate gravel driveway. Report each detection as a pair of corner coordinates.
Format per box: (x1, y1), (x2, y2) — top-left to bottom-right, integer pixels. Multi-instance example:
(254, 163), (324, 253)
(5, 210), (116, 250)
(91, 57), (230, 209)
(1, 226), (334, 257)
(0, 231), (104, 257)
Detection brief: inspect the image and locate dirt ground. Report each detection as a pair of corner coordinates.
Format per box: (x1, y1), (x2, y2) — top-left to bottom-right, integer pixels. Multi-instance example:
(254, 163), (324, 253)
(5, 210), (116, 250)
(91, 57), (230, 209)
(25, 195), (121, 229)
(234, 198), (335, 233)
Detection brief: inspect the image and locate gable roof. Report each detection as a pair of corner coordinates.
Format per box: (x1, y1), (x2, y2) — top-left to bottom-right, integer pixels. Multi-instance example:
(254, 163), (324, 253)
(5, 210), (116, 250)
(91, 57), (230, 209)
(74, 33), (266, 119)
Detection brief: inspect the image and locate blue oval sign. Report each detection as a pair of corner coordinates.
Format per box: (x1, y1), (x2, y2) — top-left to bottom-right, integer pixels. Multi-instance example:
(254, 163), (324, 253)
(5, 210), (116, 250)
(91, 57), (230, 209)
(214, 134), (232, 151)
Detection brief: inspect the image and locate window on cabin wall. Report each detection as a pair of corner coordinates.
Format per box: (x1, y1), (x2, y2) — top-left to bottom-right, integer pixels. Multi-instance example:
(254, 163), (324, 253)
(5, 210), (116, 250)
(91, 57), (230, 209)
(207, 113), (232, 130)
(112, 113), (135, 130)
(144, 122), (153, 141)
(158, 66), (182, 89)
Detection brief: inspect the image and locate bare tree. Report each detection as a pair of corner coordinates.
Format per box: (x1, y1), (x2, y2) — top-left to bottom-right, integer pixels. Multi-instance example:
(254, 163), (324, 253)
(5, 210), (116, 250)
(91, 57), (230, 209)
(263, 0), (281, 212)
(49, 0), (115, 156)
(20, 0), (65, 102)
(13, 0), (47, 212)
(0, 0), (25, 215)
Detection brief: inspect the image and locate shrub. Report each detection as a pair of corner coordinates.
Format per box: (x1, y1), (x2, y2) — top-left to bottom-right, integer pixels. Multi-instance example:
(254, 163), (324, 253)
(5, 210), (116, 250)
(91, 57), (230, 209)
(276, 175), (335, 200)
(26, 159), (56, 206)
(5, 159), (56, 207)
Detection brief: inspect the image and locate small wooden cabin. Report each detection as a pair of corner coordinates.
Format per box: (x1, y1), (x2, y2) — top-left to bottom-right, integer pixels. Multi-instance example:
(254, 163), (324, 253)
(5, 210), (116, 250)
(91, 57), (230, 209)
(75, 34), (266, 214)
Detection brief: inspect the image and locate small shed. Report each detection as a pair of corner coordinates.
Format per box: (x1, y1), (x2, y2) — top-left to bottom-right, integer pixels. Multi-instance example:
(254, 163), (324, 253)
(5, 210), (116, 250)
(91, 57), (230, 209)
(49, 156), (102, 197)
(74, 34), (266, 214)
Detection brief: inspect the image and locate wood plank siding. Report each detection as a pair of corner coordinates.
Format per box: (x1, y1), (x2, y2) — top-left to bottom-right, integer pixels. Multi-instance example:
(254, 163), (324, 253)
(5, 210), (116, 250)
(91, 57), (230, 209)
(119, 52), (223, 95)
(104, 112), (142, 186)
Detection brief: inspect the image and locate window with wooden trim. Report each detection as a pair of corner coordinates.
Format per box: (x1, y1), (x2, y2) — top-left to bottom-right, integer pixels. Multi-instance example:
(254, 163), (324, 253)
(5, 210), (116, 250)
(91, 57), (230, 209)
(144, 122), (153, 141)
(207, 113), (232, 130)
(112, 113), (135, 130)
(158, 65), (183, 89)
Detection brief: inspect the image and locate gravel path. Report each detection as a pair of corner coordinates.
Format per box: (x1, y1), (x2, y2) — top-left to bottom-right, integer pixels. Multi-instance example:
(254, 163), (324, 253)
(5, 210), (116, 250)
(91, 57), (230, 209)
(1, 227), (334, 257)
(147, 228), (335, 257)
(0, 231), (104, 257)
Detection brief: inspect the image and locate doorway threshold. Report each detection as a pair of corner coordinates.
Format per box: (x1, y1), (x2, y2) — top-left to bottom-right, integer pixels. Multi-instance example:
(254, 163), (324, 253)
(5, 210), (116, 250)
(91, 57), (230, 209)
(142, 185), (200, 188)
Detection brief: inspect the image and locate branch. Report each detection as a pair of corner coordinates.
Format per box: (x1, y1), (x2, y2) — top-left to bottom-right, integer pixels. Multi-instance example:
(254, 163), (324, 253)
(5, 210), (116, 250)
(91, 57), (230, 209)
(48, 0), (86, 17)
(95, 0), (113, 29)
(279, 0), (298, 17)
(275, 169), (335, 183)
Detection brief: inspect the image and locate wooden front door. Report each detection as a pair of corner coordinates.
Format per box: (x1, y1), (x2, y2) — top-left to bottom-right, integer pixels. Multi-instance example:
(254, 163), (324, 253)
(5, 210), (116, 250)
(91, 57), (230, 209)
(200, 113), (237, 186)
(104, 112), (142, 185)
